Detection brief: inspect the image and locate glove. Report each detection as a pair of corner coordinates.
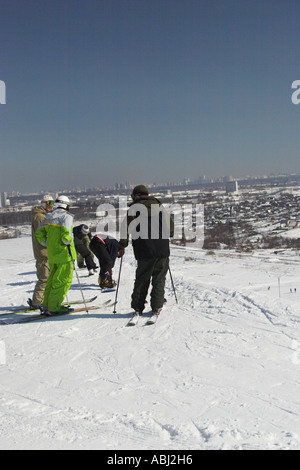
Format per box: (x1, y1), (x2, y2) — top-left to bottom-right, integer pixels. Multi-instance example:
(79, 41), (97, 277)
(117, 247), (125, 258)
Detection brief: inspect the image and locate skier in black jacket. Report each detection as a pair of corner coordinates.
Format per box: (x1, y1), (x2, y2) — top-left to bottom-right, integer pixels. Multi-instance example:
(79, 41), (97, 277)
(73, 224), (97, 275)
(89, 234), (123, 289)
(119, 185), (174, 316)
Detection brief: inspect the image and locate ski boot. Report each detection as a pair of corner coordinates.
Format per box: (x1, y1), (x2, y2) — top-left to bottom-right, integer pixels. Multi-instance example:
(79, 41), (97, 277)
(98, 271), (116, 290)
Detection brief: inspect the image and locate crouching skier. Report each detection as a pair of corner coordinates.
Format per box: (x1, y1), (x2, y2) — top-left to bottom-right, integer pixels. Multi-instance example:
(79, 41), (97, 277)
(89, 234), (123, 290)
(35, 195), (76, 315)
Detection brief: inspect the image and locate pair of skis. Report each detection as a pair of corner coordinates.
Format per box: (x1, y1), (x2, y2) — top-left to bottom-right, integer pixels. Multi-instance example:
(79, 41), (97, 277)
(10, 305), (100, 324)
(0, 296), (165, 327)
(0, 298), (113, 325)
(127, 298), (166, 326)
(127, 309), (162, 327)
(1, 296), (98, 316)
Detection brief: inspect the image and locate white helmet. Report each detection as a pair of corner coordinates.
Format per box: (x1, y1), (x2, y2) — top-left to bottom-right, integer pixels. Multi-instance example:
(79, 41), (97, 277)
(55, 195), (70, 210)
(41, 194), (54, 205)
(81, 224), (90, 235)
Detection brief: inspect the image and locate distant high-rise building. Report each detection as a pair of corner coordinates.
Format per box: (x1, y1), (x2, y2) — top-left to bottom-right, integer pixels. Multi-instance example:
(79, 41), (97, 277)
(226, 181), (239, 194)
(223, 175), (233, 182)
(198, 175), (206, 184)
(0, 192), (8, 207)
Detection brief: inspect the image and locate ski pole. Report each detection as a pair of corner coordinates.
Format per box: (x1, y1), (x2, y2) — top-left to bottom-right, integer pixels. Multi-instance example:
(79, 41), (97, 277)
(68, 245), (89, 313)
(113, 255), (123, 313)
(169, 266), (178, 304)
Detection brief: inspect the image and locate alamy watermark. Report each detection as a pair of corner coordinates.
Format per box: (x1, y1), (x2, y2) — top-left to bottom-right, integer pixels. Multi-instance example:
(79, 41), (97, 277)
(0, 80), (6, 104)
(0, 340), (6, 365)
(291, 340), (300, 365)
(291, 80), (300, 105)
(95, 197), (204, 247)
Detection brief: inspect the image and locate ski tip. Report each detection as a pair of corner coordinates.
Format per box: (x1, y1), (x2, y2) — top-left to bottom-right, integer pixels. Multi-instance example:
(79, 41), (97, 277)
(146, 318), (157, 325)
(46, 307), (75, 316)
(127, 314), (140, 326)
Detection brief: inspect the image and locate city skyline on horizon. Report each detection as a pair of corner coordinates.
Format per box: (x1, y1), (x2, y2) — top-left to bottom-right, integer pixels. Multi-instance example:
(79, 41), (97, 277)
(3, 170), (300, 198)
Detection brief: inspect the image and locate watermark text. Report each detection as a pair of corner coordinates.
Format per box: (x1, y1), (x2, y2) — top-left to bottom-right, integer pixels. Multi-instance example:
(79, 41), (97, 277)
(95, 197), (204, 247)
(0, 80), (6, 104)
(0, 341), (6, 365)
(291, 80), (300, 105)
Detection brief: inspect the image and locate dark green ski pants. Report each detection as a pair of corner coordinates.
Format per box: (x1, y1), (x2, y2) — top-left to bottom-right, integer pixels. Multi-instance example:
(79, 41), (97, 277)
(131, 257), (169, 312)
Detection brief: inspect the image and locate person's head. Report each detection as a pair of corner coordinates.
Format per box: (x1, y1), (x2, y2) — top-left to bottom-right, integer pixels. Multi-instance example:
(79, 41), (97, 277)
(41, 195), (54, 212)
(54, 195), (70, 211)
(81, 224), (90, 235)
(131, 185), (149, 201)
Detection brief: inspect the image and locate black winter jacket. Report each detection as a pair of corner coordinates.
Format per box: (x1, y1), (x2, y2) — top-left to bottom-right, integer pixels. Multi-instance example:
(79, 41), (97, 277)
(90, 234), (120, 266)
(73, 225), (92, 248)
(119, 196), (174, 260)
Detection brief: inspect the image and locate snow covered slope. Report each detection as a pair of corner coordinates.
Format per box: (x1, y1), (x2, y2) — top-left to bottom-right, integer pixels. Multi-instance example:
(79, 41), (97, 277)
(0, 236), (300, 450)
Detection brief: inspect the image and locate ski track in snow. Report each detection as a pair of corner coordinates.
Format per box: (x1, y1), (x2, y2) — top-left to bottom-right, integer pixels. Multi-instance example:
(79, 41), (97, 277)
(0, 237), (300, 449)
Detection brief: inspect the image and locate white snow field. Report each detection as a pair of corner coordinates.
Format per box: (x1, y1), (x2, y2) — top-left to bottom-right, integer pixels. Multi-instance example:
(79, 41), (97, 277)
(0, 235), (300, 450)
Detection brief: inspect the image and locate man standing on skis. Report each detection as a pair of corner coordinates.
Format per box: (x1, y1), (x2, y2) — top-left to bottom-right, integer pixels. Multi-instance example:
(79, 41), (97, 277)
(29, 194), (54, 309)
(35, 195), (76, 314)
(119, 185), (174, 317)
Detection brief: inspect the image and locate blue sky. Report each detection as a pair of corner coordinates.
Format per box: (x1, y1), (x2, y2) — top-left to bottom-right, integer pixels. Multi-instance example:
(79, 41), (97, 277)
(0, 0), (300, 193)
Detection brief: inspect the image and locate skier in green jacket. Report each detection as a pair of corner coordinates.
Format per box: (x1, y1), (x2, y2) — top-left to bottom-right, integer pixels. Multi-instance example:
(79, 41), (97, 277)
(35, 195), (76, 314)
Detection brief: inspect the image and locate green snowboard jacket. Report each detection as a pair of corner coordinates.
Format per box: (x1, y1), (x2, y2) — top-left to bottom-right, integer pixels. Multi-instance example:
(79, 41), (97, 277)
(35, 208), (76, 264)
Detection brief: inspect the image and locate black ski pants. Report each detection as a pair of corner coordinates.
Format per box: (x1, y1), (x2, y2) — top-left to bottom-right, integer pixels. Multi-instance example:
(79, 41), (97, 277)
(131, 257), (169, 312)
(89, 238), (113, 277)
(75, 242), (97, 271)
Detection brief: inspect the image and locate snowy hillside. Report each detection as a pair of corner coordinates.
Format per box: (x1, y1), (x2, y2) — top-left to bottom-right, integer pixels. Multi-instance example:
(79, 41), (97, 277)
(0, 235), (300, 450)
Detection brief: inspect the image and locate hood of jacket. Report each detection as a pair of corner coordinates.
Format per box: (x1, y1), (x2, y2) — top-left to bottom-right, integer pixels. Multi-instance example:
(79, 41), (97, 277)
(32, 205), (47, 219)
(129, 195), (161, 211)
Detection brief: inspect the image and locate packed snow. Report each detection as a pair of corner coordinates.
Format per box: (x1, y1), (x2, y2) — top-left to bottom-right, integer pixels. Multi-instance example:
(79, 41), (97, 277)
(0, 234), (300, 450)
